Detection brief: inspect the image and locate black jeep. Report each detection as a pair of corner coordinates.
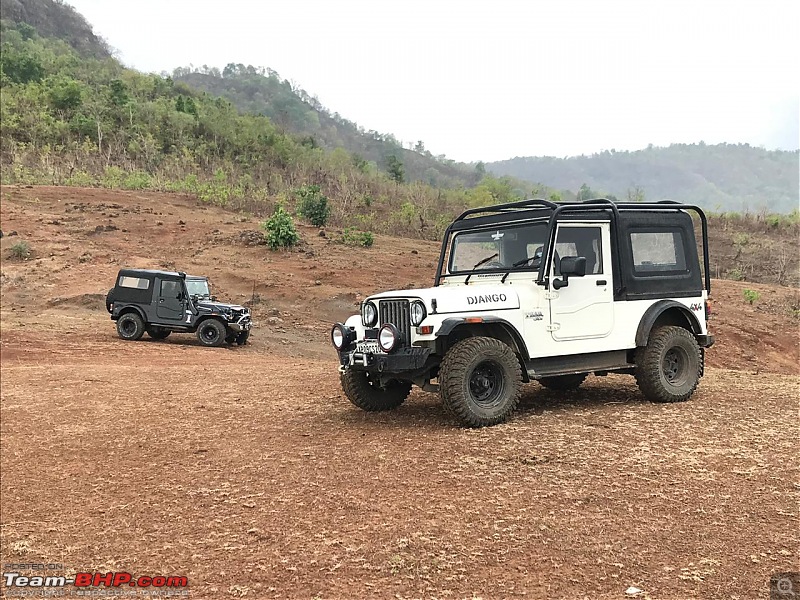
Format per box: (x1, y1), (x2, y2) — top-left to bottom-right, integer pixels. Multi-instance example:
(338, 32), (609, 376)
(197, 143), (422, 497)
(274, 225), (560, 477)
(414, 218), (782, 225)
(105, 268), (252, 347)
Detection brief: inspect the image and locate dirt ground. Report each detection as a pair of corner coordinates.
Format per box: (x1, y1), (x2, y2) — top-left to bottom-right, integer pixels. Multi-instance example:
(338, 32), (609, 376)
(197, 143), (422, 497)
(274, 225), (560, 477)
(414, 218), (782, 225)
(1, 186), (798, 599)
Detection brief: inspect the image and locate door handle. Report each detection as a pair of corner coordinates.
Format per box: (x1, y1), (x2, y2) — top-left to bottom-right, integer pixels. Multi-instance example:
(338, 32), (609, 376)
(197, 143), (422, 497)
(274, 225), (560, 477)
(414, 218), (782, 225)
(596, 280), (607, 286)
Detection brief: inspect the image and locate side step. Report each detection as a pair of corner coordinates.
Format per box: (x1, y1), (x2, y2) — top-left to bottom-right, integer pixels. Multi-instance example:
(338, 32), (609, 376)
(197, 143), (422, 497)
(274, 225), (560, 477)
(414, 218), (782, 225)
(526, 350), (633, 380)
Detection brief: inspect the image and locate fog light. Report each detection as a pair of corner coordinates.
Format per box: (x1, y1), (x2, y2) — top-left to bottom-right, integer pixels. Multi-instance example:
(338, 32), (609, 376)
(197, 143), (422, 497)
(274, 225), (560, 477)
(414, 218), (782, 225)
(331, 324), (346, 350)
(378, 324), (400, 353)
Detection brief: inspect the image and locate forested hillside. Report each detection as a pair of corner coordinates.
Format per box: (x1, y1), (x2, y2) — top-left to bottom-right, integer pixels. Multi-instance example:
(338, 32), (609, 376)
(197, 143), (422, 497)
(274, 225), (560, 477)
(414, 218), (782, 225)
(0, 12), (545, 241)
(488, 144), (799, 213)
(173, 66), (480, 189)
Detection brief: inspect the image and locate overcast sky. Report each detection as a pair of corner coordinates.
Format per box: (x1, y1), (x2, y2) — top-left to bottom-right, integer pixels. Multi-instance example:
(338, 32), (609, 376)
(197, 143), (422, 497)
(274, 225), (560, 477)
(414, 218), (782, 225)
(67, 0), (799, 163)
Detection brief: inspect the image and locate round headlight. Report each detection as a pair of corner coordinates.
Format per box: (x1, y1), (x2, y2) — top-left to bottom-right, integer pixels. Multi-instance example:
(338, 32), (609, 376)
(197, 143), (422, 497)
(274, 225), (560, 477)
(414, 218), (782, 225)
(378, 324), (399, 353)
(362, 301), (378, 327)
(410, 300), (426, 326)
(331, 324), (345, 350)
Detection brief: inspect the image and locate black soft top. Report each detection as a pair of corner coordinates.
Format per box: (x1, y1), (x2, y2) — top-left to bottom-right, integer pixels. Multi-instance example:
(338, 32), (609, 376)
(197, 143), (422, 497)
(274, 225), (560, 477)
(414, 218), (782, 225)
(117, 269), (206, 280)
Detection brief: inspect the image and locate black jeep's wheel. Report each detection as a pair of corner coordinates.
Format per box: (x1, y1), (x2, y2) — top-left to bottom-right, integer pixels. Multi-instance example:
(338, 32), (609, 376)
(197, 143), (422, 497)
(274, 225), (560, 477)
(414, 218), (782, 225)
(146, 327), (170, 340)
(116, 313), (145, 341)
(439, 337), (522, 428)
(225, 333), (237, 345)
(635, 326), (701, 403)
(236, 330), (250, 345)
(538, 373), (587, 391)
(196, 319), (226, 347)
(341, 369), (411, 412)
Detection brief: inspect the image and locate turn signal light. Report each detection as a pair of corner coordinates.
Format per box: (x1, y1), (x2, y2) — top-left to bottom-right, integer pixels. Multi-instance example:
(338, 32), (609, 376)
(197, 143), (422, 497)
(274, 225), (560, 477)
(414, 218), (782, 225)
(705, 299), (712, 320)
(465, 317), (483, 324)
(417, 325), (434, 335)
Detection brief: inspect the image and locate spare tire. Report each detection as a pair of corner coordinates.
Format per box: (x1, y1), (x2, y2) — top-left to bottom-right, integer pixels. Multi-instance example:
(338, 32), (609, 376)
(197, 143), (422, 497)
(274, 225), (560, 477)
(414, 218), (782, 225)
(105, 288), (115, 313)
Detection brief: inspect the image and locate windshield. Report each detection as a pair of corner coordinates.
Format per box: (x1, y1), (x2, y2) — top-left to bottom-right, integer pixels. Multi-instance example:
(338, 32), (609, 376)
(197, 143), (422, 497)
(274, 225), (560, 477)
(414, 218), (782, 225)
(449, 222), (548, 274)
(185, 279), (210, 297)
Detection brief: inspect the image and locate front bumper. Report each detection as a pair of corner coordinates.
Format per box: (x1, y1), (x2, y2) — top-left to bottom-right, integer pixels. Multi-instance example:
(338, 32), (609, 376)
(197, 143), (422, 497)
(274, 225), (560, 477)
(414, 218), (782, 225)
(339, 346), (431, 374)
(228, 315), (252, 332)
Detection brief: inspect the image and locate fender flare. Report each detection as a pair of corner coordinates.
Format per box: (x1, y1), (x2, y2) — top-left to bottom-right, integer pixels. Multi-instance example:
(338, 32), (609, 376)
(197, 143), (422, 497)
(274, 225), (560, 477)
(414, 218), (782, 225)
(635, 300), (702, 347)
(115, 305), (146, 322)
(436, 316), (530, 358)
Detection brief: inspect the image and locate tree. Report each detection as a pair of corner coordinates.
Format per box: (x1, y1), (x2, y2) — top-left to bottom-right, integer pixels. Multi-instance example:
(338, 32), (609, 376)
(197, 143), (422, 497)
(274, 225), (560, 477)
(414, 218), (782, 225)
(577, 183), (596, 201)
(386, 154), (404, 183)
(627, 185), (646, 202)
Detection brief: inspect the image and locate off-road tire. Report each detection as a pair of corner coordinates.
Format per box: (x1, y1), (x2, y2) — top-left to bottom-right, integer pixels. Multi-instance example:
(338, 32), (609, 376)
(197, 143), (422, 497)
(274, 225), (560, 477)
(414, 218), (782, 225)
(236, 330), (250, 345)
(225, 333), (237, 345)
(539, 373), (587, 391)
(117, 312), (145, 341)
(341, 370), (411, 412)
(439, 337), (522, 428)
(146, 327), (170, 340)
(105, 288), (115, 313)
(635, 326), (701, 403)
(196, 319), (226, 347)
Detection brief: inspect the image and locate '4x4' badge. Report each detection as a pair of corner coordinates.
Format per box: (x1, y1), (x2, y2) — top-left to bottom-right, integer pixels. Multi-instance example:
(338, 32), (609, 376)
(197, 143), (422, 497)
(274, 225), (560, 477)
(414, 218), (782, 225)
(689, 303), (703, 311)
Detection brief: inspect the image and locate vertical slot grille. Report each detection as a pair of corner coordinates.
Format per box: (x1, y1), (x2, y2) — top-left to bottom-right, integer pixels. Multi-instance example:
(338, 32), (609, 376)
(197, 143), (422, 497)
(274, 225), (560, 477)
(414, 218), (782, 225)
(379, 300), (411, 347)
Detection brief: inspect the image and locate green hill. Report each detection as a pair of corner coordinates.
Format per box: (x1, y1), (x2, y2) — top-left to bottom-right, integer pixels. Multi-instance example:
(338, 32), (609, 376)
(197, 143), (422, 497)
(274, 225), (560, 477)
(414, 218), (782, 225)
(487, 144), (799, 213)
(173, 66), (480, 188)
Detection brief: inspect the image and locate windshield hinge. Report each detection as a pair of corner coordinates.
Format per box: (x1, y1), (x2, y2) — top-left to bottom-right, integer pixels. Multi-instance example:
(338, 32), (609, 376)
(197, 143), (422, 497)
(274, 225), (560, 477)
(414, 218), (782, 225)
(546, 323), (560, 332)
(544, 291), (559, 300)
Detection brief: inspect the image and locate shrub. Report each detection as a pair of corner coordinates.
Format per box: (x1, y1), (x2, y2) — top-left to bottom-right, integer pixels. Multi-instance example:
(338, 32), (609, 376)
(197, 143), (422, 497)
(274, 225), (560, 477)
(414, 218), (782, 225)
(9, 241), (31, 259)
(341, 227), (374, 247)
(261, 205), (300, 249)
(295, 185), (330, 227)
(726, 267), (744, 281)
(743, 289), (760, 305)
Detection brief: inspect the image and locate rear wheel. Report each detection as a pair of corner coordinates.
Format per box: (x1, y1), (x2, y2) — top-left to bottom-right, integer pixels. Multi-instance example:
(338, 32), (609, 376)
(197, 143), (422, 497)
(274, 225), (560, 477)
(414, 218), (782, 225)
(196, 319), (226, 347)
(146, 327), (170, 340)
(635, 326), (701, 403)
(538, 373), (587, 391)
(117, 313), (145, 341)
(439, 337), (522, 427)
(341, 370), (411, 411)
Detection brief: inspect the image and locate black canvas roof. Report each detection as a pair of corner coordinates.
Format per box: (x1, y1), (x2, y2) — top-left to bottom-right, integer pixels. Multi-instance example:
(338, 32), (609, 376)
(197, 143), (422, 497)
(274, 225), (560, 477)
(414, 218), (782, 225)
(117, 268), (205, 280)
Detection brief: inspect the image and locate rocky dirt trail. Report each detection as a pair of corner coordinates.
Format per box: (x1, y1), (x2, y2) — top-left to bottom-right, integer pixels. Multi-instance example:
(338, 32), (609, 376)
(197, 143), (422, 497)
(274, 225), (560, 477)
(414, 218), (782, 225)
(1, 186), (798, 599)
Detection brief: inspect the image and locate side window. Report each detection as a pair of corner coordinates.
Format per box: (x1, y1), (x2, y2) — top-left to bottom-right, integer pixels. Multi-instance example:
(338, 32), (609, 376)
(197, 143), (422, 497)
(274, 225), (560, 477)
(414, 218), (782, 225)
(553, 226), (603, 274)
(118, 276), (150, 290)
(630, 230), (687, 273)
(160, 280), (181, 298)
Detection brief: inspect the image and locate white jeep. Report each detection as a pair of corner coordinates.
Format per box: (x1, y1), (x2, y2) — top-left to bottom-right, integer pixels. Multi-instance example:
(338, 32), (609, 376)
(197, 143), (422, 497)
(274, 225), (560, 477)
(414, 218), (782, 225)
(331, 199), (714, 427)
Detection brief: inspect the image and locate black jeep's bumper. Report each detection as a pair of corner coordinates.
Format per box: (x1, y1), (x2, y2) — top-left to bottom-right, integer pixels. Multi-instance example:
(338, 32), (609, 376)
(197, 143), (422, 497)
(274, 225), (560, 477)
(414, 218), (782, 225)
(339, 346), (431, 374)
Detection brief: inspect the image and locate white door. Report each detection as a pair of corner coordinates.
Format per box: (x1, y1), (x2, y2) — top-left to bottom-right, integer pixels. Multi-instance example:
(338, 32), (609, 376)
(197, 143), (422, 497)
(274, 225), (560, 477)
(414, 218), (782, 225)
(548, 222), (614, 341)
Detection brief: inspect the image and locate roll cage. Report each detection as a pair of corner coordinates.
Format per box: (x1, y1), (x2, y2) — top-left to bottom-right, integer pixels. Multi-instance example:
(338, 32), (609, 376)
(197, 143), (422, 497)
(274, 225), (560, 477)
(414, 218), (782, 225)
(434, 198), (711, 297)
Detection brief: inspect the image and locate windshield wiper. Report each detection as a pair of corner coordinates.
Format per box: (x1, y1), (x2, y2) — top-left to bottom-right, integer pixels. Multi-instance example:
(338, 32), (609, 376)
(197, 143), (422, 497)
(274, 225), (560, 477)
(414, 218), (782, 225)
(465, 253), (499, 285)
(501, 254), (541, 283)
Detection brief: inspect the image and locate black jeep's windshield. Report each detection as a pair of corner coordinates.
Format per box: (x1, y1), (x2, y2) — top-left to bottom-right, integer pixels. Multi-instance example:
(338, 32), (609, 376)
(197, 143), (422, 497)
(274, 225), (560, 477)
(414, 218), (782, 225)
(185, 279), (210, 297)
(449, 222), (548, 274)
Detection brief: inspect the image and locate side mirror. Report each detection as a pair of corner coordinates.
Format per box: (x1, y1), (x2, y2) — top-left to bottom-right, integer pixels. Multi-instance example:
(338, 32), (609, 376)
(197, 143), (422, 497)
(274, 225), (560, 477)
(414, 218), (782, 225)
(552, 256), (586, 290)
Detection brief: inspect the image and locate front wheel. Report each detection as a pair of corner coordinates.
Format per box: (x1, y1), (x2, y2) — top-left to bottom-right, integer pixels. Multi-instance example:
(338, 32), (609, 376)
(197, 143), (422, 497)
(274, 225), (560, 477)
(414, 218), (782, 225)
(236, 330), (250, 345)
(196, 319), (226, 347)
(439, 337), (522, 427)
(341, 370), (411, 412)
(635, 326), (701, 403)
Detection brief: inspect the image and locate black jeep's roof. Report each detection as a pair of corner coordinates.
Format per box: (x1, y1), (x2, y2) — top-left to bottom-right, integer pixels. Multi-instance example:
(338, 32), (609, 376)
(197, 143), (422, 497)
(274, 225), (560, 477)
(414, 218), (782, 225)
(117, 268), (206, 280)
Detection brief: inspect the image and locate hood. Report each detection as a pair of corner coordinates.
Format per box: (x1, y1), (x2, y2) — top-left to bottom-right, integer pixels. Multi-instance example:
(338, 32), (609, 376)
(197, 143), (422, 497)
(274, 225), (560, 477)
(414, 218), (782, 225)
(368, 285), (519, 314)
(194, 299), (248, 312)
